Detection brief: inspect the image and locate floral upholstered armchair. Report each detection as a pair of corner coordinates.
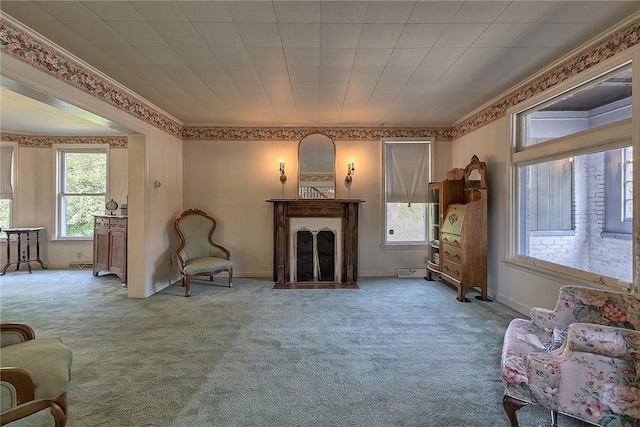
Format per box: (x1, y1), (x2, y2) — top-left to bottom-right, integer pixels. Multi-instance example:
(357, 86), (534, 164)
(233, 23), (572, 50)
(501, 286), (639, 427)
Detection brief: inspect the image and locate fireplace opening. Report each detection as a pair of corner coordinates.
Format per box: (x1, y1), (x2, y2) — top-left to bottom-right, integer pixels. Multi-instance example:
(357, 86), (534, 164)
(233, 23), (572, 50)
(295, 229), (336, 282)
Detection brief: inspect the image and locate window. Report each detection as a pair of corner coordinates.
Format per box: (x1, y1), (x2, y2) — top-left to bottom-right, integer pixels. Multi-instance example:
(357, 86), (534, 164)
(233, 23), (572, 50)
(57, 147), (107, 239)
(511, 65), (634, 286)
(0, 145), (14, 238)
(383, 140), (431, 245)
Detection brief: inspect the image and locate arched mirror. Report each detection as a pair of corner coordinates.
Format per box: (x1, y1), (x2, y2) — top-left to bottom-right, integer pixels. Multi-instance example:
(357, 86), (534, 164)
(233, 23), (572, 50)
(298, 133), (335, 199)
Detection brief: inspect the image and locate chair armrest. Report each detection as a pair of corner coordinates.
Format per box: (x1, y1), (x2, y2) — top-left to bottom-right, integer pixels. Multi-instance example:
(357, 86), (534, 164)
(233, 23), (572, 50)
(567, 323), (640, 360)
(0, 324), (35, 347)
(0, 367), (35, 405)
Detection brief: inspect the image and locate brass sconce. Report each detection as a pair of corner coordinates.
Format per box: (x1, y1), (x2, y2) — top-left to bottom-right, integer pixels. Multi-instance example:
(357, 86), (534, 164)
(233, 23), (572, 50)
(279, 158), (287, 184)
(345, 158), (355, 184)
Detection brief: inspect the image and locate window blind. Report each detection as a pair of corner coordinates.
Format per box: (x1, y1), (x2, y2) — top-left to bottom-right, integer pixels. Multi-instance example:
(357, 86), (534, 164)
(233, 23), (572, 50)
(0, 146), (13, 199)
(385, 142), (430, 204)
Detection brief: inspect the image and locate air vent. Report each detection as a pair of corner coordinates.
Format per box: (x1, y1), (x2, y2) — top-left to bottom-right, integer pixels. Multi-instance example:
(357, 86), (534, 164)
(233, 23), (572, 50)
(68, 262), (93, 269)
(397, 268), (427, 278)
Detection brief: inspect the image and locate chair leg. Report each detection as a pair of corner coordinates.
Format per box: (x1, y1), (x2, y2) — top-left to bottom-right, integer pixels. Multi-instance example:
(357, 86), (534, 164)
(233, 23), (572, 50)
(184, 275), (191, 297)
(50, 392), (68, 427)
(228, 268), (233, 288)
(550, 410), (558, 427)
(503, 394), (527, 427)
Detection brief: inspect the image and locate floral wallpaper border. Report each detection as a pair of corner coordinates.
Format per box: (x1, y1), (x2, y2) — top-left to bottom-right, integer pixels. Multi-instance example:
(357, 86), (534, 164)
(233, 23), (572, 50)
(181, 126), (451, 141)
(1, 14), (639, 141)
(0, 133), (127, 148)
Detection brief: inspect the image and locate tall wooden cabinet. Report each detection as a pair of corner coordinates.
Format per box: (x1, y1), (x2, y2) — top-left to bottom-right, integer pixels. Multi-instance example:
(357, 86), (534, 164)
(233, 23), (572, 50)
(93, 215), (127, 284)
(426, 155), (488, 302)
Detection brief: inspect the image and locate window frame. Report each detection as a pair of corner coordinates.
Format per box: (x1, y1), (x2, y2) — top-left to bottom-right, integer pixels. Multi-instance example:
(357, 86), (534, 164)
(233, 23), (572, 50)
(0, 142), (17, 239)
(381, 138), (433, 248)
(506, 57), (636, 291)
(55, 144), (109, 241)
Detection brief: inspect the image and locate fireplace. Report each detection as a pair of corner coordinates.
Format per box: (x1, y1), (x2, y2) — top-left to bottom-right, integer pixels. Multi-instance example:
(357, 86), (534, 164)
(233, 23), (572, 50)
(267, 199), (362, 286)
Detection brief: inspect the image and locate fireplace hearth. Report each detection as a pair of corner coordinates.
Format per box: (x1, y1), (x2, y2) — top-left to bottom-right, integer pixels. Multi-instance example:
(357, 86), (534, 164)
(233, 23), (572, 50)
(267, 199), (363, 286)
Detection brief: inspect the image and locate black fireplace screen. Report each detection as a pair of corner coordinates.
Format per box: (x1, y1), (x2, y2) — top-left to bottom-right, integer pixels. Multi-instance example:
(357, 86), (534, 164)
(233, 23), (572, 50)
(296, 230), (335, 282)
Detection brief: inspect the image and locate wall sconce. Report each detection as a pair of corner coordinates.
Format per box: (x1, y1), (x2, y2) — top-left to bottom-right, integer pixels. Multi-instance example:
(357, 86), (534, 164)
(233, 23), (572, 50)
(279, 158), (287, 184)
(345, 158), (355, 184)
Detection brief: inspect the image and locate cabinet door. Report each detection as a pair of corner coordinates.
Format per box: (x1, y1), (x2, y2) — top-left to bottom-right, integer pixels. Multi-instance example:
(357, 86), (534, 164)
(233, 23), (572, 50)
(93, 228), (110, 272)
(109, 229), (127, 279)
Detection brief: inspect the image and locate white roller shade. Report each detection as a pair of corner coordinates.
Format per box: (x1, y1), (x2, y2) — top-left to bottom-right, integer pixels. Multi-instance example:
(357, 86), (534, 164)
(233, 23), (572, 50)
(385, 142), (429, 204)
(0, 146), (13, 200)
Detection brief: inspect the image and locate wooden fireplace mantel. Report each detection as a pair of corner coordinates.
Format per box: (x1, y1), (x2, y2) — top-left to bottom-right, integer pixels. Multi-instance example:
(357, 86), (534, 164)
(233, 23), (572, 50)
(266, 199), (363, 286)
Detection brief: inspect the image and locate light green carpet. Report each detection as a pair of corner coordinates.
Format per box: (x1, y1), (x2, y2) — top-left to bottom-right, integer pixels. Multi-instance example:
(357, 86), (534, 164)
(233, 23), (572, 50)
(0, 270), (590, 426)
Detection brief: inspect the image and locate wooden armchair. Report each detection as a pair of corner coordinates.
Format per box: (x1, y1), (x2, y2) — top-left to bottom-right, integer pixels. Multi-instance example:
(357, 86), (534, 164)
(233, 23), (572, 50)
(0, 323), (73, 426)
(174, 209), (233, 297)
(501, 286), (639, 426)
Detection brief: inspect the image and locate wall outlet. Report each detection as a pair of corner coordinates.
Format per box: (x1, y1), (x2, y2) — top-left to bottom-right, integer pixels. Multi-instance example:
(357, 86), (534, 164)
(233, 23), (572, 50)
(76, 251), (82, 260)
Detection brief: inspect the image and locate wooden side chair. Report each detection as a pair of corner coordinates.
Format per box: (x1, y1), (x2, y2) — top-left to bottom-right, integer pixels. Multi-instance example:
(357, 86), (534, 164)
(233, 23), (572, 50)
(0, 323), (73, 426)
(174, 208), (233, 297)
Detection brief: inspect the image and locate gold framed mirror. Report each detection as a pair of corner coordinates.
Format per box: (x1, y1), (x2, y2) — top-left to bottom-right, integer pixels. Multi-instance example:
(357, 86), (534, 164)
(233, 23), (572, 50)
(298, 133), (335, 199)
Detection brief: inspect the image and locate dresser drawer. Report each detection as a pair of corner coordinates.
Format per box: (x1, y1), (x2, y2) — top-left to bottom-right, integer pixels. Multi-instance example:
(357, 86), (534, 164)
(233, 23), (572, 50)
(109, 218), (127, 230)
(441, 233), (461, 247)
(94, 217), (109, 229)
(441, 244), (461, 263)
(441, 260), (462, 283)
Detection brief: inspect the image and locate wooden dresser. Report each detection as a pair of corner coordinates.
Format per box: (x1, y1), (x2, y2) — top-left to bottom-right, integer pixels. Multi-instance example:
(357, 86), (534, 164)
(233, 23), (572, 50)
(93, 215), (127, 284)
(426, 155), (488, 302)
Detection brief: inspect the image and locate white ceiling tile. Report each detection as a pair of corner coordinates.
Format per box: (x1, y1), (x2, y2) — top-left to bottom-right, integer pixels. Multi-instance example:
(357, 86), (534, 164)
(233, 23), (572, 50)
(288, 67), (320, 82)
(379, 67), (416, 82)
(343, 93), (370, 104)
(373, 82), (405, 94)
(193, 23), (244, 47)
(63, 21), (128, 45)
(123, 64), (167, 80)
(347, 81), (377, 94)
(158, 65), (200, 82)
(363, 1), (415, 23)
(210, 47), (253, 66)
(226, 2), (276, 23)
(284, 48), (320, 66)
(433, 23), (490, 48)
(256, 66), (290, 82)
(33, 1), (100, 20)
(268, 92), (295, 103)
(263, 80), (293, 94)
(291, 82), (320, 102)
(320, 1), (367, 23)
(421, 48), (465, 67)
(65, 44), (116, 65)
(387, 49), (428, 67)
(177, 2), (233, 22)
(136, 46), (184, 65)
(320, 24), (362, 48)
(98, 45), (151, 64)
(349, 66), (384, 81)
(369, 91), (396, 104)
(496, 2), (558, 23)
(396, 24), (447, 48)
(279, 24), (320, 48)
(472, 23), (534, 48)
(320, 49), (356, 67)
(0, 2), (55, 20)
(408, 66), (448, 84)
(174, 47), (220, 66)
(320, 81), (348, 95)
(319, 67), (351, 82)
(274, 1), (320, 23)
(510, 23), (591, 48)
(247, 48), (287, 67)
(107, 21), (167, 46)
(408, 2), (463, 24)
(150, 22), (206, 46)
(236, 23), (282, 47)
(358, 24), (404, 48)
(130, 1), (189, 21)
(353, 49), (392, 67)
(450, 1), (510, 23)
(453, 48), (505, 68)
(541, 1), (635, 24)
(83, 1), (145, 21)
(19, 20), (90, 46)
(221, 65), (260, 81)
(191, 65), (231, 83)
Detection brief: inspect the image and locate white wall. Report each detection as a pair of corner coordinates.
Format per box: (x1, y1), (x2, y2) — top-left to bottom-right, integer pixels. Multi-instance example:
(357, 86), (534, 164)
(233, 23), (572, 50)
(182, 138), (452, 278)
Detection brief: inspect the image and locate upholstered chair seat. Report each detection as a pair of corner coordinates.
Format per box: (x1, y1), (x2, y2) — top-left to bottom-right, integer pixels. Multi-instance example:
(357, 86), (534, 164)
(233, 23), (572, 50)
(501, 286), (640, 427)
(1, 324), (72, 426)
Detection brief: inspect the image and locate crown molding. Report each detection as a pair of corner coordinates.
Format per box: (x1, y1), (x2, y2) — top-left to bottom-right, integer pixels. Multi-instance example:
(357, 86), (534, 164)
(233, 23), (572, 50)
(1, 133), (127, 148)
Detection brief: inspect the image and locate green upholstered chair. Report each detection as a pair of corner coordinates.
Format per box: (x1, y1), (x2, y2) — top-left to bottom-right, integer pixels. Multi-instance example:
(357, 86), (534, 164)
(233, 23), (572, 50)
(0, 323), (73, 426)
(174, 208), (233, 297)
